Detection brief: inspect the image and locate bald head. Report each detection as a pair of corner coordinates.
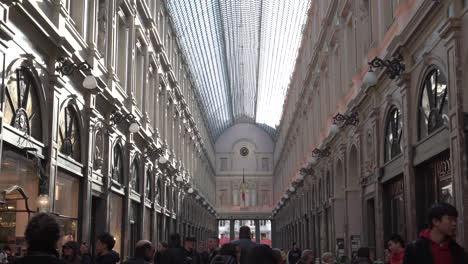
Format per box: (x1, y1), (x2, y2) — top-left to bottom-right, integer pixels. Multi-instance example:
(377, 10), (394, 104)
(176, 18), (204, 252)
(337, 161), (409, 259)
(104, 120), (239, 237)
(134, 240), (153, 260)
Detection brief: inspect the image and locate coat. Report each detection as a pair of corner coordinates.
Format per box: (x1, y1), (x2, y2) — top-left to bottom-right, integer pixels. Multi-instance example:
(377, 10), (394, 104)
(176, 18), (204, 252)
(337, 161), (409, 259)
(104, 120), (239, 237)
(403, 236), (468, 264)
(231, 239), (257, 264)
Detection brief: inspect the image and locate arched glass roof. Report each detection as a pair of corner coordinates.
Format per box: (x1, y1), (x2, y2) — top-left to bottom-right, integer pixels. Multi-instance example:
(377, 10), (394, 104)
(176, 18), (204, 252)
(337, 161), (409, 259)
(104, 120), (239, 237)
(166, 0), (311, 139)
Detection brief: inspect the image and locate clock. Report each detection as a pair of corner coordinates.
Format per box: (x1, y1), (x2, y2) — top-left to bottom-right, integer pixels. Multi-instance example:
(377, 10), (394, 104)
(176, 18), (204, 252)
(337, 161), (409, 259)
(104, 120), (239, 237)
(240, 147), (249, 157)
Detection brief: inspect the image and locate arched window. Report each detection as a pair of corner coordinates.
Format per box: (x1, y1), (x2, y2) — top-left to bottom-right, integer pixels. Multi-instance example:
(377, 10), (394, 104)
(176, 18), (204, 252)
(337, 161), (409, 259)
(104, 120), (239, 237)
(384, 106), (402, 162)
(58, 105), (81, 161)
(130, 160), (140, 193)
(419, 68), (448, 139)
(145, 169), (152, 199)
(4, 67), (42, 140)
(112, 144), (124, 183)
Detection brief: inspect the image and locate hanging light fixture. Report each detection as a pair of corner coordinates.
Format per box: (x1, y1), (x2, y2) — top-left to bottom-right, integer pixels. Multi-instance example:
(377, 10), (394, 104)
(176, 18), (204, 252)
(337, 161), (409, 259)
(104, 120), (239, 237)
(188, 188), (194, 194)
(56, 56), (98, 90)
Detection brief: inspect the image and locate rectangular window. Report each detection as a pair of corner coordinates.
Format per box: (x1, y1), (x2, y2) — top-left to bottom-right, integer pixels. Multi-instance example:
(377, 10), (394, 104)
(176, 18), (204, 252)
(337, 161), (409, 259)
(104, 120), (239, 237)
(220, 158), (228, 171)
(261, 158), (269, 171)
(117, 13), (128, 88)
(135, 39), (144, 108)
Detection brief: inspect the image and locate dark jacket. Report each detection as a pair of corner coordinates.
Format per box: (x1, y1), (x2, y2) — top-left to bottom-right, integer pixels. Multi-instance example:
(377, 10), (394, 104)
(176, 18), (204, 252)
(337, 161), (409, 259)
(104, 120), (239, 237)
(14, 250), (66, 264)
(183, 248), (201, 264)
(210, 255), (237, 264)
(287, 248), (302, 264)
(155, 251), (170, 264)
(81, 254), (93, 264)
(403, 233), (468, 264)
(164, 246), (186, 264)
(199, 251), (209, 264)
(122, 256), (151, 264)
(232, 238), (257, 264)
(95, 250), (120, 264)
(208, 249), (219, 263)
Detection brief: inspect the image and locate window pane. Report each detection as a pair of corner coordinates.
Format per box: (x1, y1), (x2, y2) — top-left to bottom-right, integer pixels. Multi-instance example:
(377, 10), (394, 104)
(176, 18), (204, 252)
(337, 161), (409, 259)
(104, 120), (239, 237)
(110, 193), (123, 254)
(54, 172), (80, 218)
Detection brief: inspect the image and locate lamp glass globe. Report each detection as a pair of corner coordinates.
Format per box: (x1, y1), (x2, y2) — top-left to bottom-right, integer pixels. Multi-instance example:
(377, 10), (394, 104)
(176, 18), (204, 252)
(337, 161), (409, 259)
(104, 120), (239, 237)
(309, 156), (318, 165)
(330, 124), (339, 135)
(363, 70), (378, 86)
(83, 75), (98, 90)
(158, 156), (167, 164)
(129, 122), (140, 133)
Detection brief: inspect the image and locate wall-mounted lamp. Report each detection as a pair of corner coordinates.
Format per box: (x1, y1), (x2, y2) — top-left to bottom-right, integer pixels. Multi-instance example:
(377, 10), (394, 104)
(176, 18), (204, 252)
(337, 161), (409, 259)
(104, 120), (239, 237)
(202, 201), (207, 206)
(300, 167), (313, 176)
(363, 52), (405, 86)
(56, 57), (98, 90)
(188, 188), (194, 194)
(195, 195), (201, 200)
(145, 147), (163, 159)
(330, 112), (359, 135)
(308, 147), (331, 166)
(109, 111), (140, 133)
(284, 194), (289, 199)
(289, 186), (296, 193)
(176, 175), (183, 182)
(280, 201), (284, 205)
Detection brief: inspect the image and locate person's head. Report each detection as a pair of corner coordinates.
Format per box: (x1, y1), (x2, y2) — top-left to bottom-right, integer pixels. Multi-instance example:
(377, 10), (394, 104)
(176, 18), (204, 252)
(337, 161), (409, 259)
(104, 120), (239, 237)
(299, 249), (314, 264)
(322, 252), (333, 263)
(158, 242), (169, 252)
(169, 233), (181, 247)
(356, 247), (370, 259)
(220, 243), (237, 255)
(134, 240), (154, 261)
(208, 237), (220, 250)
(387, 234), (405, 253)
(428, 203), (458, 237)
(247, 244), (275, 264)
(198, 240), (206, 251)
(292, 242), (298, 249)
(2, 246), (11, 255)
(96, 232), (115, 254)
(184, 237), (196, 251)
(239, 226), (251, 239)
(24, 213), (60, 253)
(272, 248), (283, 264)
(62, 241), (79, 259)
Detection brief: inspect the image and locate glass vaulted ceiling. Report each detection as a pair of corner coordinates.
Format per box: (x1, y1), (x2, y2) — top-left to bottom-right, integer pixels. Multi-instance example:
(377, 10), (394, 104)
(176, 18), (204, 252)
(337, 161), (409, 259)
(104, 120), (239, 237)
(166, 0), (312, 140)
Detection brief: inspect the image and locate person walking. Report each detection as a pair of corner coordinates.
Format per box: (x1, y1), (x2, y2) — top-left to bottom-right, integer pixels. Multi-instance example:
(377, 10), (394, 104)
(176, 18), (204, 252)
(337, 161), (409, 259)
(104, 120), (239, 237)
(321, 252), (334, 264)
(163, 233), (186, 264)
(232, 226), (257, 264)
(123, 240), (154, 264)
(287, 242), (302, 264)
(296, 249), (314, 264)
(386, 234), (405, 264)
(14, 213), (65, 264)
(95, 233), (120, 264)
(210, 243), (238, 264)
(61, 241), (81, 264)
(403, 203), (468, 264)
(198, 241), (209, 264)
(183, 237), (201, 264)
(207, 237), (220, 263)
(154, 242), (169, 264)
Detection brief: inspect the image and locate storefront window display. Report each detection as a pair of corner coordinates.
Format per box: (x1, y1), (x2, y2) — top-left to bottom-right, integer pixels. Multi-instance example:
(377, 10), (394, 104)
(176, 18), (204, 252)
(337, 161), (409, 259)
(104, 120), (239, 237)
(109, 193), (123, 254)
(0, 149), (39, 256)
(54, 171), (80, 246)
(384, 176), (405, 241)
(384, 107), (402, 162)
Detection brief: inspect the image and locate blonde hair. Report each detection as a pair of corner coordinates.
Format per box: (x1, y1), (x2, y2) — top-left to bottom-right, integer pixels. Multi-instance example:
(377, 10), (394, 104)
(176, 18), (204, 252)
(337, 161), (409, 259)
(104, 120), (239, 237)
(322, 252), (333, 262)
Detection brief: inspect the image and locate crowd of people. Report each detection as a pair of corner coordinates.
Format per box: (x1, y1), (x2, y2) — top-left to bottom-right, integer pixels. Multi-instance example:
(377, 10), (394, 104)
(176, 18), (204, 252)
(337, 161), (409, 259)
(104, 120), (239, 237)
(0, 203), (466, 264)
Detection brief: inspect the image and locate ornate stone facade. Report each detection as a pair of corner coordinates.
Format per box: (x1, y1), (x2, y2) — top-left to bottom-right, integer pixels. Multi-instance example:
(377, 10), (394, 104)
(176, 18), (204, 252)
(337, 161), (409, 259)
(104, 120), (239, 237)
(272, 0), (468, 261)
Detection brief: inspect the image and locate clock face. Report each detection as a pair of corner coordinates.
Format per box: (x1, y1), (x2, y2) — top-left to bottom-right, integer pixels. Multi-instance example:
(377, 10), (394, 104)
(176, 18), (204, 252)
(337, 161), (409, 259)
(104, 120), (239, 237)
(240, 147), (249, 157)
